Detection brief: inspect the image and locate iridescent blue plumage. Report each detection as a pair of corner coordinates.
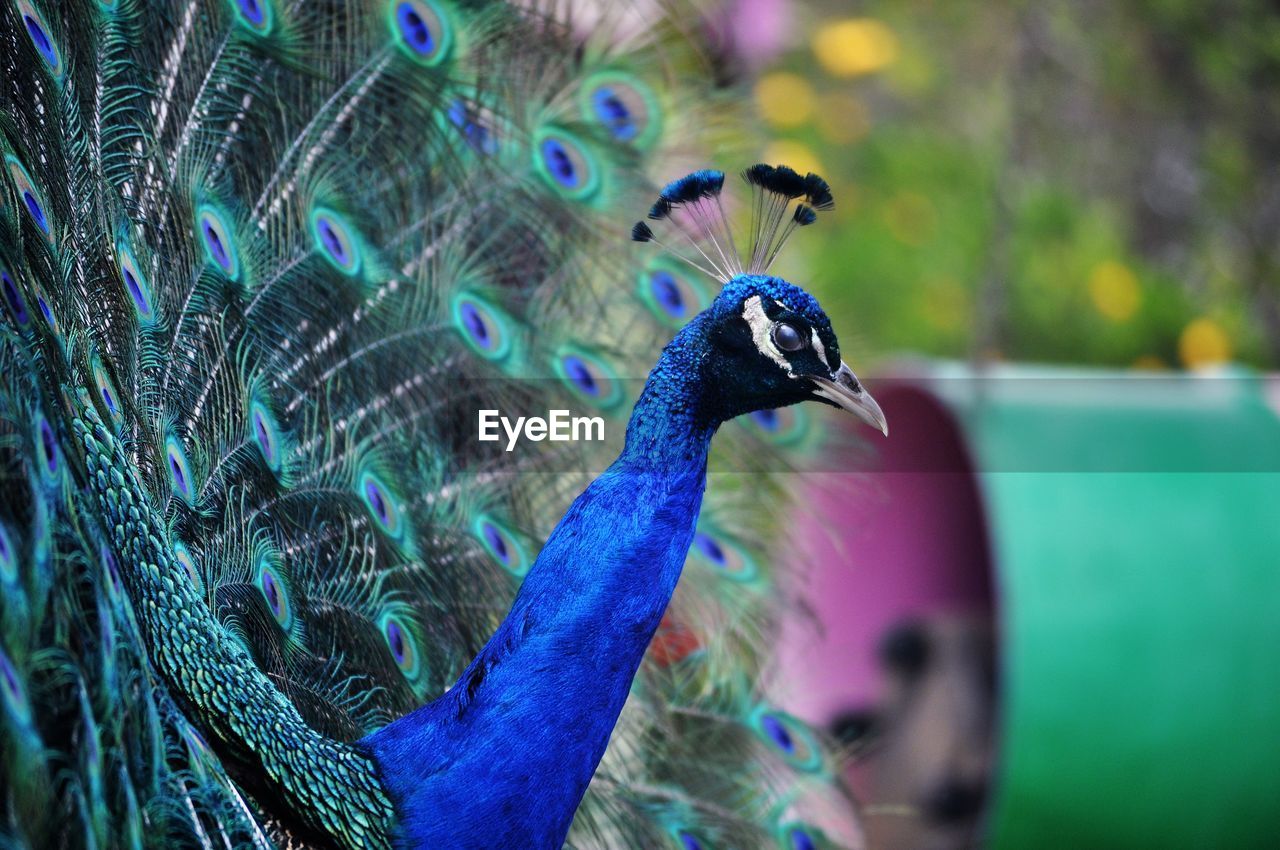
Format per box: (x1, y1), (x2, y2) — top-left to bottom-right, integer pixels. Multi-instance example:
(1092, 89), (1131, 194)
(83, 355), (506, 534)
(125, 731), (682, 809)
(0, 1), (871, 848)
(368, 274), (880, 847)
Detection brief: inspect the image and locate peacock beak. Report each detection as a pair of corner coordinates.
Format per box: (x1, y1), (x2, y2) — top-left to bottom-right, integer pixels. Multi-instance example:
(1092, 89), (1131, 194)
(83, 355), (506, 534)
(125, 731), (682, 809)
(810, 362), (889, 436)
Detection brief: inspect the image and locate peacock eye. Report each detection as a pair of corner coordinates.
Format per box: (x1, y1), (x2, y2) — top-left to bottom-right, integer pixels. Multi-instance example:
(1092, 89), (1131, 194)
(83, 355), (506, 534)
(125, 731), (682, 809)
(772, 322), (805, 352)
(752, 707), (824, 772)
(173, 542), (202, 588)
(230, 0), (274, 33)
(393, 0), (453, 65)
(787, 826), (819, 850)
(7, 154), (51, 239)
(18, 2), (62, 80)
(2, 270), (29, 325)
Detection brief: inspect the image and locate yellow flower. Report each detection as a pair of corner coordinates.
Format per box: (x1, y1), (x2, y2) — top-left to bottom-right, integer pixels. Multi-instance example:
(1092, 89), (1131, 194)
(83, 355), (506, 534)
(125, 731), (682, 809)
(760, 140), (824, 181)
(812, 19), (900, 78)
(1087, 260), (1141, 322)
(754, 72), (816, 129)
(1178, 318), (1232, 369)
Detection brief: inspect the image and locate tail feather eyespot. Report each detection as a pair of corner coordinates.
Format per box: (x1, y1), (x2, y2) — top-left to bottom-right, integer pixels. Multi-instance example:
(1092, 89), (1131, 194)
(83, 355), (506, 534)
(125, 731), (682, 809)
(637, 261), (710, 328)
(581, 72), (662, 149)
(35, 416), (59, 482)
(745, 405), (811, 447)
(227, 0), (275, 34)
(117, 244), (155, 322)
(474, 516), (529, 578)
(380, 613), (423, 682)
(197, 205), (241, 280)
(445, 98), (501, 155)
(2, 270), (30, 326)
(534, 129), (601, 201)
(0, 645), (33, 725)
(553, 348), (622, 409)
(452, 294), (514, 361)
(164, 434), (195, 504)
(91, 358), (124, 428)
(751, 707), (824, 772)
(249, 400), (286, 474)
(778, 824), (826, 850)
(255, 556), (293, 631)
(677, 831), (706, 850)
(359, 470), (407, 541)
(172, 542), (202, 590)
(33, 286), (55, 330)
(391, 0), (453, 65)
(310, 207), (363, 276)
(689, 530), (758, 583)
(6, 154), (52, 239)
(17, 2), (62, 79)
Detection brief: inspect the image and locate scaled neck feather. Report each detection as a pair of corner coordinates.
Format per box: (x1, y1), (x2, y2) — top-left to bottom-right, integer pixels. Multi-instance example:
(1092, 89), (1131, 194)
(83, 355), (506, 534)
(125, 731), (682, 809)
(364, 323), (722, 849)
(620, 312), (719, 468)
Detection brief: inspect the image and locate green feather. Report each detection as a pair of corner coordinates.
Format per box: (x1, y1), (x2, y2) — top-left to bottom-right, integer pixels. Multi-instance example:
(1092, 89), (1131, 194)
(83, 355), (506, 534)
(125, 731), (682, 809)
(0, 1), (863, 847)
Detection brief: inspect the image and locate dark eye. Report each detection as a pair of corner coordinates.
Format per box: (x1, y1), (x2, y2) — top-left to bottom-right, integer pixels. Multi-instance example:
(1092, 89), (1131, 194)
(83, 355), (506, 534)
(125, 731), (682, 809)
(772, 322), (805, 352)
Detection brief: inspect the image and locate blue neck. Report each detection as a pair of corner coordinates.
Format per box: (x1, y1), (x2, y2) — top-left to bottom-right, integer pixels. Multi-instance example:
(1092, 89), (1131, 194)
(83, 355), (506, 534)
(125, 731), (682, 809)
(619, 326), (717, 468)
(364, 322), (719, 849)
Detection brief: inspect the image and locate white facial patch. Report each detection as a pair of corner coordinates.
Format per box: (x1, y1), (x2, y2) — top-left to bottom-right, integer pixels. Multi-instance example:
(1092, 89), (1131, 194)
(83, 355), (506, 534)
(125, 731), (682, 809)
(810, 328), (832, 370)
(742, 296), (831, 376)
(742, 295), (793, 375)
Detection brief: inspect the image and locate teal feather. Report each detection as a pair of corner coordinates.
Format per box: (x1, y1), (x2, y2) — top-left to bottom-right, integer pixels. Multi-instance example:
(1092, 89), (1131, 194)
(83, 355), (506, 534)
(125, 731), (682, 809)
(0, 1), (863, 847)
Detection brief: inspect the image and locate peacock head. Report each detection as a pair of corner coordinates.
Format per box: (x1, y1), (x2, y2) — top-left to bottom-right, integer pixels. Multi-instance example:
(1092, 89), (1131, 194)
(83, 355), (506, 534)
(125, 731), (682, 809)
(693, 274), (886, 433)
(633, 166), (887, 435)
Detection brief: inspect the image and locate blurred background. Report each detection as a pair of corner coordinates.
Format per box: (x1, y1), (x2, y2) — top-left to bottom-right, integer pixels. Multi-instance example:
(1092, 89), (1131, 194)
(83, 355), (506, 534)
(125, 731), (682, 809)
(732, 0), (1279, 371)
(719, 2), (1280, 848)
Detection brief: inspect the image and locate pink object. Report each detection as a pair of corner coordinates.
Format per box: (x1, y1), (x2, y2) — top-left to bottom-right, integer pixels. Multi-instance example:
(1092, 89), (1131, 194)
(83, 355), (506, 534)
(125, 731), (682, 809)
(778, 385), (996, 724)
(729, 0), (792, 65)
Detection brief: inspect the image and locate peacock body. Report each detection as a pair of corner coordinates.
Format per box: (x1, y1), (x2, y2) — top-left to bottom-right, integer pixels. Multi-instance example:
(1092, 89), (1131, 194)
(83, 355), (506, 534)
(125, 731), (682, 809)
(0, 1), (874, 848)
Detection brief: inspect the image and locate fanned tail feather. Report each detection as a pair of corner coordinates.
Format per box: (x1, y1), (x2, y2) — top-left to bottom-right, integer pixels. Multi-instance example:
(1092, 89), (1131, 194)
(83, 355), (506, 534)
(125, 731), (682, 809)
(1, 1), (861, 847)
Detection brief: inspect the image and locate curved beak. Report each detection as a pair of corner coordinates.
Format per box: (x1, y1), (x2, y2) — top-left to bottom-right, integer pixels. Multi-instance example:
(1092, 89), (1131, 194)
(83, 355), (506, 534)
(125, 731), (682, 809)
(810, 362), (889, 436)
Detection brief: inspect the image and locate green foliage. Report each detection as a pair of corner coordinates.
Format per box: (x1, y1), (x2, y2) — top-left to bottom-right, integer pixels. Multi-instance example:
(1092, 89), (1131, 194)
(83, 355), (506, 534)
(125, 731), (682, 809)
(762, 0), (1280, 369)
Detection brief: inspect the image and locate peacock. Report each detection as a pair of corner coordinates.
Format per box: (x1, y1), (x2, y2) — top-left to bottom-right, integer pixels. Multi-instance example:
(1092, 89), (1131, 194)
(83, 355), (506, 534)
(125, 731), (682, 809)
(0, 2), (884, 848)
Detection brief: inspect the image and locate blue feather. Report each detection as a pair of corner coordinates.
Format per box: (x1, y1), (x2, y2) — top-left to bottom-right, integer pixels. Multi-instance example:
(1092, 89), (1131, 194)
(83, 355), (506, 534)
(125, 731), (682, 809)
(0, 1), (867, 847)
(365, 271), (864, 847)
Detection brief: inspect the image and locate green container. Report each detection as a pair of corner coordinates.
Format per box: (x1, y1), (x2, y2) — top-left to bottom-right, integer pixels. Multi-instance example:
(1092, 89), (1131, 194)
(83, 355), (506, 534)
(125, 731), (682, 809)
(903, 362), (1280, 849)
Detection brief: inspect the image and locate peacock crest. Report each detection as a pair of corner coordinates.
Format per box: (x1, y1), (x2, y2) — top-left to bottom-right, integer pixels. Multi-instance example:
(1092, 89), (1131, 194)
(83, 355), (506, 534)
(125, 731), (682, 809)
(632, 164), (835, 282)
